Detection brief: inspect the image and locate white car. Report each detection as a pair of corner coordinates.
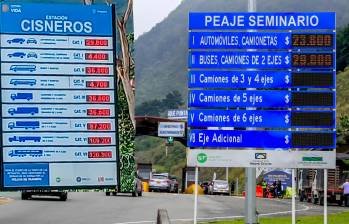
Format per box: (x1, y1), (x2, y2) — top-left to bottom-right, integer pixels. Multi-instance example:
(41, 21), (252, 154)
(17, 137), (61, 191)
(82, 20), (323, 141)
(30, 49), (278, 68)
(208, 180), (230, 196)
(149, 174), (172, 192)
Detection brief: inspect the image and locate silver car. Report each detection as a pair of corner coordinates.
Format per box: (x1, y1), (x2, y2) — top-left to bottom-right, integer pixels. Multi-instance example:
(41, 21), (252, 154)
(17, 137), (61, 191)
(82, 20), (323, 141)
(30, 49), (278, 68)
(149, 174), (171, 192)
(208, 180), (230, 196)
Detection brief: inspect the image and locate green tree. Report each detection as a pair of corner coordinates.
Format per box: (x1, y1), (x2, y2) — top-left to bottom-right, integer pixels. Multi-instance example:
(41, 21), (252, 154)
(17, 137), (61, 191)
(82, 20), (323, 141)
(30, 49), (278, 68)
(337, 24), (349, 71)
(136, 90), (184, 116)
(337, 115), (349, 145)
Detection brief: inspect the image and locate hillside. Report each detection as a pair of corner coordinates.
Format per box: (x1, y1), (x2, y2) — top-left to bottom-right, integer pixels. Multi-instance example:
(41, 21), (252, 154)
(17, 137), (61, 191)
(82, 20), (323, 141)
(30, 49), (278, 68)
(337, 69), (349, 118)
(135, 0), (349, 105)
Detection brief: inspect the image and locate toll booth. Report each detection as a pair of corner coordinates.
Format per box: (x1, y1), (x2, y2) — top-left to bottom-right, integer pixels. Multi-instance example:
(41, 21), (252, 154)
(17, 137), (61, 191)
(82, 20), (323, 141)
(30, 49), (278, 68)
(137, 163), (152, 182)
(182, 166), (197, 193)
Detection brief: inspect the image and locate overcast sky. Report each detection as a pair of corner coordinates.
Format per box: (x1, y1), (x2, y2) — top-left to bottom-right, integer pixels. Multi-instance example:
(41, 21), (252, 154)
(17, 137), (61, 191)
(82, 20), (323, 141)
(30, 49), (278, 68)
(134, 0), (182, 38)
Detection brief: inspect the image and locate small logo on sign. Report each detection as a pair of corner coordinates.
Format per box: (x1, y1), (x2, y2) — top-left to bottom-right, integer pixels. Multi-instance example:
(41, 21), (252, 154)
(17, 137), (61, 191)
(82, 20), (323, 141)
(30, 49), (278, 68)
(255, 153), (267, 160)
(2, 4), (9, 12)
(76, 177), (82, 183)
(302, 157), (323, 162)
(197, 153), (208, 164)
(56, 177), (61, 183)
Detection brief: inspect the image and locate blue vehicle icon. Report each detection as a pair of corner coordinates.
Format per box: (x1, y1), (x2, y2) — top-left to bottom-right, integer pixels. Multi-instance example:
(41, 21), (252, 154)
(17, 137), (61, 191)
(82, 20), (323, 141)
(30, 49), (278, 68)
(10, 93), (33, 101)
(7, 38), (25, 44)
(10, 65), (36, 72)
(8, 107), (39, 115)
(8, 121), (40, 130)
(10, 79), (36, 86)
(8, 136), (41, 142)
(9, 149), (43, 157)
(27, 52), (38, 58)
(27, 38), (37, 44)
(7, 52), (26, 58)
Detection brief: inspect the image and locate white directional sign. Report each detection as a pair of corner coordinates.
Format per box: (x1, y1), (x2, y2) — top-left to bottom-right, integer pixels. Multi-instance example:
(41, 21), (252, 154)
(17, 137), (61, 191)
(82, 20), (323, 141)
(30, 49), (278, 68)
(158, 122), (185, 137)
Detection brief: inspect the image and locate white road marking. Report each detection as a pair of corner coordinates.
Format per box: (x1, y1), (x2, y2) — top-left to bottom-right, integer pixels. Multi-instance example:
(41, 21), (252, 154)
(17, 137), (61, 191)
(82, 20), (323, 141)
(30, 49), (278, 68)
(112, 198), (310, 224)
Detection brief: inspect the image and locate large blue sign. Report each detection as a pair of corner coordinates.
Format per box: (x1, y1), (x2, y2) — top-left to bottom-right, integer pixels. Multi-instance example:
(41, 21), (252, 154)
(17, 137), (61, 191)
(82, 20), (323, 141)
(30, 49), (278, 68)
(188, 70), (335, 89)
(189, 51), (291, 69)
(0, 3), (113, 36)
(188, 130), (335, 149)
(188, 110), (335, 128)
(0, 3), (117, 189)
(189, 12), (336, 30)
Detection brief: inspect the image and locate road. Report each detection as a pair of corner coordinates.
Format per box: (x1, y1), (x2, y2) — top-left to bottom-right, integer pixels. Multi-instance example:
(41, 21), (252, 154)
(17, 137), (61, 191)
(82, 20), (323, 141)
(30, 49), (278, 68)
(0, 192), (347, 224)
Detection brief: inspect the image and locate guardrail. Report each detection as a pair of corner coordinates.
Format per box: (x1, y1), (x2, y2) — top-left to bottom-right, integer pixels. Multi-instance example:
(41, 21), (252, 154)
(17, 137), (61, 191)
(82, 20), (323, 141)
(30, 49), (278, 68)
(156, 209), (170, 224)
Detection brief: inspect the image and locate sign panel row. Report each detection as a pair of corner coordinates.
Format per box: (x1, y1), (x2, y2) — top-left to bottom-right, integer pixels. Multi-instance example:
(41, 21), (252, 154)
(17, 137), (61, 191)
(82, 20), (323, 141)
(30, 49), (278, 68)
(1, 34), (113, 49)
(1, 49), (113, 64)
(187, 150), (336, 169)
(189, 90), (334, 108)
(189, 32), (334, 49)
(188, 71), (334, 88)
(2, 104), (115, 118)
(3, 147), (116, 162)
(2, 118), (115, 132)
(1, 63), (114, 75)
(189, 52), (334, 69)
(188, 110), (334, 128)
(2, 90), (115, 103)
(1, 76), (114, 89)
(188, 130), (335, 148)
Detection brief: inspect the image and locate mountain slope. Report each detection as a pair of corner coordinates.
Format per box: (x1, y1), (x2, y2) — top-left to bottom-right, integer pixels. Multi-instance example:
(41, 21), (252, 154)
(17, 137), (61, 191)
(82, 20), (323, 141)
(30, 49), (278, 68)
(135, 0), (349, 105)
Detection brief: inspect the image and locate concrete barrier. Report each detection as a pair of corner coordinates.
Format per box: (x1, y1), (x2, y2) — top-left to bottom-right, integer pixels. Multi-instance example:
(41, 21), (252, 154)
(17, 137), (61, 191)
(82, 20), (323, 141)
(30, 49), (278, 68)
(156, 209), (170, 224)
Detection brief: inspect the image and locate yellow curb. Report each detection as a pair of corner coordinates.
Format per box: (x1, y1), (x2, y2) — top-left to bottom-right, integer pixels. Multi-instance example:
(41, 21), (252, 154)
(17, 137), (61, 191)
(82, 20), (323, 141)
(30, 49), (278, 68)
(0, 197), (13, 205)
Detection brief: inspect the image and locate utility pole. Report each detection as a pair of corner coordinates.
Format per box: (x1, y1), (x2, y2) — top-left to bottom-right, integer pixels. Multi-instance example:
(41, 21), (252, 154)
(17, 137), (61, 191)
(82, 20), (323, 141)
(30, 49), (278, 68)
(245, 1), (257, 224)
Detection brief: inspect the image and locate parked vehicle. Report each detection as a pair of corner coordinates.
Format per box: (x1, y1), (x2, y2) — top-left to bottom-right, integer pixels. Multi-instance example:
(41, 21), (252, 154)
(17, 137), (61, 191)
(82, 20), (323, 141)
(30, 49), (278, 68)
(298, 158), (349, 206)
(8, 121), (40, 130)
(170, 176), (179, 193)
(149, 173), (172, 192)
(10, 79), (37, 86)
(7, 38), (25, 44)
(10, 93), (33, 101)
(208, 180), (230, 196)
(8, 107), (38, 115)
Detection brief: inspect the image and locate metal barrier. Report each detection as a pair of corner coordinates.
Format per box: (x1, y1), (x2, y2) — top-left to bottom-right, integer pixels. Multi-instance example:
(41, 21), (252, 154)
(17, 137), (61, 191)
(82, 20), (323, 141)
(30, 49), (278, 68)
(156, 209), (170, 224)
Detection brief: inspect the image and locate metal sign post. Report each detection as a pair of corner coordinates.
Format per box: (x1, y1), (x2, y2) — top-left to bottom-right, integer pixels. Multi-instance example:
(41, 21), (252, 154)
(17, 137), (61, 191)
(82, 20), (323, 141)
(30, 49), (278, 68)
(292, 169), (296, 224)
(324, 169), (328, 224)
(194, 166), (199, 224)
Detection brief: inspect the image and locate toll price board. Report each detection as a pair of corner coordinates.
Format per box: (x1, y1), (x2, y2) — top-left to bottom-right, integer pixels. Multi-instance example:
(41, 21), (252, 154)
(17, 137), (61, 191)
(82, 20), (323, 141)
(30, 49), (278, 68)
(188, 90), (334, 108)
(188, 110), (334, 128)
(188, 71), (334, 89)
(189, 32), (334, 49)
(0, 3), (117, 189)
(188, 130), (335, 149)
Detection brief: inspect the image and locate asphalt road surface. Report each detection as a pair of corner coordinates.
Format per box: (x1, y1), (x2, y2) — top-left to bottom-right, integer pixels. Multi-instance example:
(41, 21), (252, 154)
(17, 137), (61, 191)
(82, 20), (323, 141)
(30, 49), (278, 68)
(0, 192), (348, 224)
